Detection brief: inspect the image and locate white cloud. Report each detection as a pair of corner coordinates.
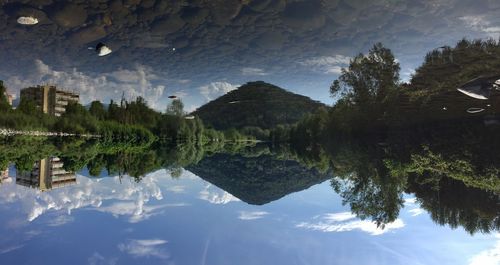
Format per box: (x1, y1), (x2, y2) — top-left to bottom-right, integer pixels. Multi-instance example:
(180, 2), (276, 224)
(95, 202), (187, 223)
(300, 55), (351, 74)
(408, 208), (424, 217)
(118, 239), (169, 259)
(460, 15), (500, 38)
(469, 234), (500, 265)
(132, 33), (171, 49)
(186, 104), (198, 113)
(404, 197), (417, 205)
(167, 185), (186, 193)
(5, 60), (166, 110)
(199, 184), (240, 204)
(46, 214), (74, 227)
(401, 68), (416, 82)
(87, 252), (118, 265)
(297, 212), (405, 236)
(0, 169), (185, 223)
(323, 212), (356, 222)
(404, 197), (425, 217)
(241, 67), (269, 76)
(198, 81), (239, 101)
(325, 66), (343, 74)
(238, 211), (269, 220)
(173, 90), (188, 98)
(0, 244), (24, 254)
(107, 68), (154, 83)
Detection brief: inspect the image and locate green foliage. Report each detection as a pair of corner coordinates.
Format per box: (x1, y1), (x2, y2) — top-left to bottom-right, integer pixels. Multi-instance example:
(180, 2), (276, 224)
(17, 98), (39, 116)
(0, 136), (157, 178)
(407, 176), (499, 234)
(193, 81), (327, 130)
(410, 38), (500, 96)
(406, 149), (500, 193)
(240, 126), (270, 140)
(330, 43), (400, 106)
(0, 92), (228, 145)
(0, 109), (56, 131)
(89, 101), (107, 120)
(166, 99), (185, 117)
(288, 107), (329, 145)
(0, 81), (11, 112)
(187, 152), (332, 205)
(328, 43), (400, 132)
(269, 124), (291, 142)
(282, 39), (500, 143)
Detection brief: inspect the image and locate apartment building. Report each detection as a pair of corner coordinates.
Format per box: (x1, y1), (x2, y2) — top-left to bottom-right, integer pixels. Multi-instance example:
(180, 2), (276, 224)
(20, 85), (79, 116)
(16, 157), (76, 191)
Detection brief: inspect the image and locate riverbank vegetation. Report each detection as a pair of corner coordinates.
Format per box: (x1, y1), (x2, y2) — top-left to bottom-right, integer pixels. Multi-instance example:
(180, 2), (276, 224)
(0, 82), (253, 144)
(1, 38), (498, 236)
(272, 39), (500, 143)
(265, 38), (500, 234)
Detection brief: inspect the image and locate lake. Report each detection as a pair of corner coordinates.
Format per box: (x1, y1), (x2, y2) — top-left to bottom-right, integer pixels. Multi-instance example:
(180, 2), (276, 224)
(0, 137), (497, 265)
(1, 0), (500, 264)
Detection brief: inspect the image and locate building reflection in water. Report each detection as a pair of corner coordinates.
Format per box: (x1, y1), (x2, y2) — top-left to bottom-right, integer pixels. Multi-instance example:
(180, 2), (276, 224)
(16, 157), (76, 191)
(0, 166), (12, 185)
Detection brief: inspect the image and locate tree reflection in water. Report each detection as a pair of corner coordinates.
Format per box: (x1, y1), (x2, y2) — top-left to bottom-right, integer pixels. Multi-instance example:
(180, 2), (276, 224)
(1, 123), (499, 235)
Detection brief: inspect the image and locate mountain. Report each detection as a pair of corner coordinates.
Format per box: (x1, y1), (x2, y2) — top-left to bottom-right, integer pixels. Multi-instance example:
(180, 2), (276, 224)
(192, 81), (327, 130)
(186, 153), (332, 205)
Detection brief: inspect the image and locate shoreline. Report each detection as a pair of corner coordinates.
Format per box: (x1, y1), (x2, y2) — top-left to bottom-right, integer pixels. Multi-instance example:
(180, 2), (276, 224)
(0, 128), (100, 138)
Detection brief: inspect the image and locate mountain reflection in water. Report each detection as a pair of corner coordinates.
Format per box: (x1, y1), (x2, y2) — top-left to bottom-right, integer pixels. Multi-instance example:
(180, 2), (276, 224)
(0, 130), (498, 264)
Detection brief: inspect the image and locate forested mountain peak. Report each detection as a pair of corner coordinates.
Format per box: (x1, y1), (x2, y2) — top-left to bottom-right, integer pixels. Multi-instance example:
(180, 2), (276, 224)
(193, 81), (327, 130)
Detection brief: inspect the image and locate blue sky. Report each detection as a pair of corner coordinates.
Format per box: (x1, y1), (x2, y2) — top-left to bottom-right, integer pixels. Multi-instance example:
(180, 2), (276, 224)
(0, 167), (497, 265)
(2, 0), (500, 111)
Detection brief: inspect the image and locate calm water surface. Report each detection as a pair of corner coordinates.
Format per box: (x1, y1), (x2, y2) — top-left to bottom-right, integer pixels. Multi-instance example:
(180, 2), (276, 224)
(0, 150), (497, 265)
(1, 0), (500, 264)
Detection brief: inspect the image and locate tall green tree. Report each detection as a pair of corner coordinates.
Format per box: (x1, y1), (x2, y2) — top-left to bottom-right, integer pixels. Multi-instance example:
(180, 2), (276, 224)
(328, 43), (400, 131)
(166, 99), (185, 117)
(330, 43), (400, 107)
(89, 101), (107, 120)
(17, 98), (38, 116)
(0, 81), (11, 112)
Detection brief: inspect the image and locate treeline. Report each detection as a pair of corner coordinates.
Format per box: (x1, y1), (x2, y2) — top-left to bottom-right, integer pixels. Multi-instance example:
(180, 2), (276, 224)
(0, 82), (253, 143)
(0, 136), (152, 175)
(271, 39), (500, 143)
(275, 124), (500, 234)
(0, 134), (259, 182)
(266, 39), (500, 234)
(191, 81), (327, 140)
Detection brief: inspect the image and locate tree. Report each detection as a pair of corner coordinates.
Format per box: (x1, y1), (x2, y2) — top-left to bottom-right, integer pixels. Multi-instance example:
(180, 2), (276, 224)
(89, 101), (107, 120)
(107, 100), (121, 122)
(166, 99), (185, 117)
(0, 81), (11, 112)
(330, 43), (400, 107)
(328, 43), (400, 131)
(17, 98), (38, 116)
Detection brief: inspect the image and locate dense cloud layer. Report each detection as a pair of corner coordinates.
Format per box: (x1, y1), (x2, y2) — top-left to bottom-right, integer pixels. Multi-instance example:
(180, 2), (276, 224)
(1, 0), (499, 108)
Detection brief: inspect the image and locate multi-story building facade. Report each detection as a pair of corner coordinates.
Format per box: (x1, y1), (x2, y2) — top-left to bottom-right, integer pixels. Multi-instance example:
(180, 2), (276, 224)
(1, 167), (8, 180)
(0, 167), (12, 186)
(20, 85), (79, 116)
(16, 157), (76, 191)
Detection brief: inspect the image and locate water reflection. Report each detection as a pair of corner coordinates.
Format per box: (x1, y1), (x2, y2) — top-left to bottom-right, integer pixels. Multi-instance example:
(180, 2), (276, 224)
(0, 130), (498, 237)
(187, 152), (331, 205)
(0, 136), (498, 264)
(16, 157), (76, 191)
(0, 96), (499, 263)
(1, 1), (499, 264)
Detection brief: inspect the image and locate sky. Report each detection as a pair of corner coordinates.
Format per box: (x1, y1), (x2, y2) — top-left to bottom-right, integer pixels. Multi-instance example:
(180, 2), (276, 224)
(0, 166), (498, 265)
(2, 0), (500, 111)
